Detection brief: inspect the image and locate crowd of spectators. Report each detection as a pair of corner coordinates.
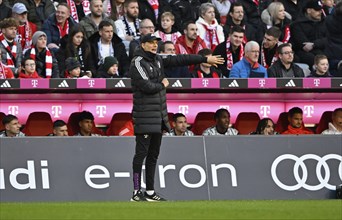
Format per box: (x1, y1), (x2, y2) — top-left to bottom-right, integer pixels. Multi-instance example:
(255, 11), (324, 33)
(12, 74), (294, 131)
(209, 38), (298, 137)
(1, 107), (341, 137)
(1, 0), (342, 79)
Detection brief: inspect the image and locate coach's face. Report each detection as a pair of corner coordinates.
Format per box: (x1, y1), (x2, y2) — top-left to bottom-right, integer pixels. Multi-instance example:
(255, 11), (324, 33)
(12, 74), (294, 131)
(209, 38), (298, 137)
(142, 40), (158, 54)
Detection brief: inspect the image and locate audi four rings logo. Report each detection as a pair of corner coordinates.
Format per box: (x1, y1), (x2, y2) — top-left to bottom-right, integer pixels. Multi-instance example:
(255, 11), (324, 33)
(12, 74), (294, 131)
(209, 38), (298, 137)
(271, 154), (342, 191)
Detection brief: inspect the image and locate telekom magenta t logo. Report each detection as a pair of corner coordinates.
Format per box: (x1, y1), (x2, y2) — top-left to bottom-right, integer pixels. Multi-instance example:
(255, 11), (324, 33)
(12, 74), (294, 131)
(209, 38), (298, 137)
(31, 80), (38, 87)
(259, 79), (266, 88)
(178, 105), (189, 114)
(313, 79), (320, 87)
(202, 79), (209, 87)
(96, 106), (107, 118)
(51, 106), (62, 118)
(260, 106), (270, 117)
(88, 79), (95, 87)
(8, 106), (19, 115)
(304, 105), (314, 118)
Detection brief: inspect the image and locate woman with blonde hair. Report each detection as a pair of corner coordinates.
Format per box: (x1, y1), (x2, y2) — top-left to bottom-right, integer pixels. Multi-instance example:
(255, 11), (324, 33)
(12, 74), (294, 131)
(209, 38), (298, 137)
(261, 2), (292, 43)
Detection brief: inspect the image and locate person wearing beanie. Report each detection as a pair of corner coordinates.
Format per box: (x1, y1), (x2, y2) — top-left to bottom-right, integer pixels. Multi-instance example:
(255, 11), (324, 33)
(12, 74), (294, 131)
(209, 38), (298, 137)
(24, 31), (60, 78)
(11, 2), (37, 52)
(65, 57), (82, 78)
(98, 56), (120, 78)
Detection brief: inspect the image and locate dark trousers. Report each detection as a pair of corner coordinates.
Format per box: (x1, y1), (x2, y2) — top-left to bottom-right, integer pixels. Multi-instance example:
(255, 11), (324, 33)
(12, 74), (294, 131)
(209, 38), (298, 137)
(132, 133), (162, 191)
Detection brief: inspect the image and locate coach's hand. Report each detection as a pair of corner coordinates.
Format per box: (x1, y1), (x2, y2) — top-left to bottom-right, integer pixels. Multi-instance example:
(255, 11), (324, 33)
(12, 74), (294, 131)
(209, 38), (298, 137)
(206, 55), (225, 67)
(162, 78), (169, 87)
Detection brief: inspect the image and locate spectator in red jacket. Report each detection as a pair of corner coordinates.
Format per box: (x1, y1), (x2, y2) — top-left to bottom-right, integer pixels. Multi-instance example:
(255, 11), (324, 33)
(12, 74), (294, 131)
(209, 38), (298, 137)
(18, 57), (40, 78)
(282, 107), (314, 135)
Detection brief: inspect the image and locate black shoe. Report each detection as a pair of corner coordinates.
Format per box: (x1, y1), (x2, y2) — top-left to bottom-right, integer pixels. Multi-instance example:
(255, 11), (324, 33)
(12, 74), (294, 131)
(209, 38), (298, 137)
(144, 192), (167, 202)
(130, 190), (147, 202)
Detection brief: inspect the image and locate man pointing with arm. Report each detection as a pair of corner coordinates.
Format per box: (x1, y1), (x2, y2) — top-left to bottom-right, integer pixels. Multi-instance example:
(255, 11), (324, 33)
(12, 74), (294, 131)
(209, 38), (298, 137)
(130, 33), (223, 202)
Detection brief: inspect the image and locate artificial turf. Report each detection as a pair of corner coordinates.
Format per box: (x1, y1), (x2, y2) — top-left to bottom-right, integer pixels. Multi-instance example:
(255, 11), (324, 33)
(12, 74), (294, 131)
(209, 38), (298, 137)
(0, 200), (341, 220)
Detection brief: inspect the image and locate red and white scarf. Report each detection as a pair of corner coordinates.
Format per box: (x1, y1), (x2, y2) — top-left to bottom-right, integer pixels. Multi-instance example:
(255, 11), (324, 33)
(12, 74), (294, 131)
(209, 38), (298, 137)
(148, 0), (159, 20)
(226, 38), (244, 70)
(202, 23), (219, 51)
(57, 20), (69, 39)
(282, 25), (290, 43)
(261, 46), (278, 68)
(0, 62), (7, 78)
(67, 0), (91, 23)
(0, 33), (17, 68)
(29, 47), (53, 78)
(253, 0), (259, 6)
(158, 31), (180, 43)
(17, 22), (33, 51)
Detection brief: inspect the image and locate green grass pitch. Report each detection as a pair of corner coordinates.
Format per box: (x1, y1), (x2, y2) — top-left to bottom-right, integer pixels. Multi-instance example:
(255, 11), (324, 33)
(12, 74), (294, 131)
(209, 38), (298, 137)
(1, 200), (341, 219)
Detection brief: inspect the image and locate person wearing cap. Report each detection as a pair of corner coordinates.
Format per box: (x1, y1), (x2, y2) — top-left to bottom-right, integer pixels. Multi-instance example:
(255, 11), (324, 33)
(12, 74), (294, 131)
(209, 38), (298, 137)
(12, 3), (37, 52)
(24, 31), (60, 78)
(42, 3), (77, 53)
(129, 33), (224, 202)
(98, 56), (120, 78)
(15, 0), (56, 30)
(0, 18), (22, 77)
(290, 0), (327, 69)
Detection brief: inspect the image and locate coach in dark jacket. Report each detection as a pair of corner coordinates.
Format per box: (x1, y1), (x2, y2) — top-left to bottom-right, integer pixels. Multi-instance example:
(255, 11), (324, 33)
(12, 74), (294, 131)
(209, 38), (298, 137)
(129, 33), (224, 201)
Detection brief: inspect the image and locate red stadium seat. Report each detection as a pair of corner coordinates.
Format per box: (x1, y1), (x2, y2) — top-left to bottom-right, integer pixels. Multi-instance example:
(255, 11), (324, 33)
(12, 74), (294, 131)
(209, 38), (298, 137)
(67, 112), (104, 136)
(22, 112), (53, 136)
(275, 112), (289, 134)
(315, 111), (333, 134)
(106, 113), (132, 136)
(234, 112), (260, 135)
(191, 112), (216, 135)
(168, 112), (174, 129)
(0, 112), (6, 131)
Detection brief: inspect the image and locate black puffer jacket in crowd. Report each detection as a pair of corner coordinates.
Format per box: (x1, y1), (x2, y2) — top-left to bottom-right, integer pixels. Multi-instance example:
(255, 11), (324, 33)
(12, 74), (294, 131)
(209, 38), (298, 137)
(325, 11), (342, 60)
(130, 47), (206, 134)
(290, 15), (327, 53)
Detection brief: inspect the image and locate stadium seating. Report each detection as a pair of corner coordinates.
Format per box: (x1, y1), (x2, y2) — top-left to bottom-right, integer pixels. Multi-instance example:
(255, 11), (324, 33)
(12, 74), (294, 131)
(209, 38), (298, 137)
(275, 112), (289, 134)
(191, 112), (216, 135)
(67, 112), (104, 136)
(22, 112), (53, 136)
(315, 111), (333, 134)
(234, 112), (260, 135)
(0, 112), (6, 131)
(106, 112), (132, 136)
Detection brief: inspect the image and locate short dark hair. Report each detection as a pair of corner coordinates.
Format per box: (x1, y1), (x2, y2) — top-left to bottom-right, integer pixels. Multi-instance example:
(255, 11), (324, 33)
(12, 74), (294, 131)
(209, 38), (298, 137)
(21, 57), (35, 68)
(0, 18), (18, 29)
(334, 1), (342, 16)
(99, 20), (113, 30)
(124, 0), (138, 7)
(78, 111), (94, 122)
(57, 2), (70, 12)
(229, 25), (245, 35)
(288, 107), (303, 118)
(229, 2), (243, 14)
(332, 108), (342, 118)
(214, 109), (230, 120)
(53, 120), (67, 129)
(173, 113), (186, 122)
(2, 114), (18, 126)
(159, 41), (174, 53)
(183, 21), (196, 31)
(314, 54), (328, 65)
(277, 43), (292, 54)
(265, 26), (281, 39)
(198, 48), (212, 56)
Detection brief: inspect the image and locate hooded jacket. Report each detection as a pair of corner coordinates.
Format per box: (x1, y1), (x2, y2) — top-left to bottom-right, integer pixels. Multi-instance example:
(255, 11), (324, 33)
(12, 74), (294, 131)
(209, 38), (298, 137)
(130, 47), (207, 134)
